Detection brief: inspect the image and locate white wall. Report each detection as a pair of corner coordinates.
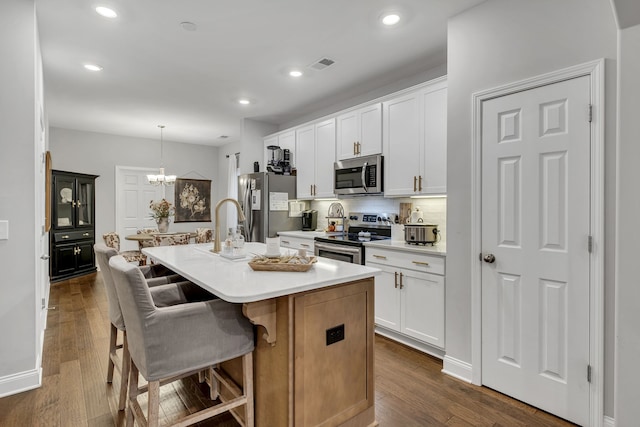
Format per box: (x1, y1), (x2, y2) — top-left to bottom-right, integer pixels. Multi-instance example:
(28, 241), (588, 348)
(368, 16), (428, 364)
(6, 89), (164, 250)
(0, 0), (40, 393)
(614, 22), (640, 426)
(446, 0), (618, 416)
(49, 128), (219, 240)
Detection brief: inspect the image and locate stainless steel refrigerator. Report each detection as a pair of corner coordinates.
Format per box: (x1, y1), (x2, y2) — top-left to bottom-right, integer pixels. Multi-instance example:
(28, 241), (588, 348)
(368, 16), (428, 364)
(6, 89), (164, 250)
(238, 173), (300, 242)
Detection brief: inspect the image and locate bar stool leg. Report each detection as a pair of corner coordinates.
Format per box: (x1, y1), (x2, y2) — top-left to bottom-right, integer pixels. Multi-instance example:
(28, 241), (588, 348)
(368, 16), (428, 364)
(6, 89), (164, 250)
(118, 331), (130, 411)
(107, 324), (117, 383)
(243, 352), (254, 427)
(148, 381), (160, 427)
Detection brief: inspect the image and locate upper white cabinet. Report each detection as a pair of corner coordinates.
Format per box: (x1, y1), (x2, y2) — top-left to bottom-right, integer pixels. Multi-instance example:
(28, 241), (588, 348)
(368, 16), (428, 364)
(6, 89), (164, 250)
(295, 118), (336, 199)
(264, 130), (296, 170)
(336, 103), (382, 160)
(383, 78), (447, 196)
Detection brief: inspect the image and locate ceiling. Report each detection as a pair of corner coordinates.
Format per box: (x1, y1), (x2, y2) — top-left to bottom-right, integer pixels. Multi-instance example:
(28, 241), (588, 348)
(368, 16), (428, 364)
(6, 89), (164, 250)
(36, 0), (485, 146)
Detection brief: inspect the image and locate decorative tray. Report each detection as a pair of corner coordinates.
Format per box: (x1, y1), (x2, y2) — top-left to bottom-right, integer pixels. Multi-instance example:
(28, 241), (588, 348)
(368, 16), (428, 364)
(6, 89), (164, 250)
(248, 255), (317, 272)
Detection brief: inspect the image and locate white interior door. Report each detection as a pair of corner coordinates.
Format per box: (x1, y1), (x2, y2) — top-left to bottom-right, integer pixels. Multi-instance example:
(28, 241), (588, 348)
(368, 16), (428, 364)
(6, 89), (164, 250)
(481, 76), (591, 425)
(115, 166), (162, 251)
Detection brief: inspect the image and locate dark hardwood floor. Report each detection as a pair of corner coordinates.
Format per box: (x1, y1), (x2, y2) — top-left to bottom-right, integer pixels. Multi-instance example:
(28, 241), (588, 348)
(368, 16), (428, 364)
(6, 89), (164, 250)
(0, 272), (576, 426)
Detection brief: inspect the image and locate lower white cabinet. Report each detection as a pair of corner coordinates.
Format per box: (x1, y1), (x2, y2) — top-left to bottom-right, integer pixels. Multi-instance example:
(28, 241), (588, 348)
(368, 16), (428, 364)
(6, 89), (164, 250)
(366, 247), (445, 349)
(279, 235), (314, 252)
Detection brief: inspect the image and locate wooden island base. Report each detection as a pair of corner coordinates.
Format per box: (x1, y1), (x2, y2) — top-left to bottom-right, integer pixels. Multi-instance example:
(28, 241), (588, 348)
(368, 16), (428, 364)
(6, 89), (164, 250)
(223, 278), (377, 427)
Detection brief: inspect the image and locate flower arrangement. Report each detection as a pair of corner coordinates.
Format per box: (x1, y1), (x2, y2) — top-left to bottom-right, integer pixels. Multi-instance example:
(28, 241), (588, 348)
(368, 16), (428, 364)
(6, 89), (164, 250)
(178, 183), (207, 218)
(149, 199), (175, 219)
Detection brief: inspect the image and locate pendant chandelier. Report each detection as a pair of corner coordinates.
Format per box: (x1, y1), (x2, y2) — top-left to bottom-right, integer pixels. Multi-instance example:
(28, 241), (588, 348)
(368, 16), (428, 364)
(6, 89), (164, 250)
(147, 125), (176, 185)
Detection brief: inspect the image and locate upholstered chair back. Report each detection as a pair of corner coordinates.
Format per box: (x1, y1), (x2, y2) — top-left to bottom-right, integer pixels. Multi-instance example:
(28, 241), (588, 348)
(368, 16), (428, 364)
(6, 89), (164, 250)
(195, 228), (213, 243)
(137, 228), (159, 249)
(152, 233), (190, 246)
(103, 232), (121, 252)
(94, 243), (126, 330)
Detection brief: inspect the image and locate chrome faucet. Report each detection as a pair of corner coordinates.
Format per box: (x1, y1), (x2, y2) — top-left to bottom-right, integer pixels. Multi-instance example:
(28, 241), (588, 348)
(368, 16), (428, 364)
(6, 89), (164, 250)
(213, 198), (246, 253)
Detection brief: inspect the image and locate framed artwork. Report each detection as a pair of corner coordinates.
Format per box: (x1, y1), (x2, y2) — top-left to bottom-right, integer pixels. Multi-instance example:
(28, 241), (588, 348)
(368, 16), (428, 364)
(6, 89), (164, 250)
(174, 178), (212, 222)
(45, 151), (52, 232)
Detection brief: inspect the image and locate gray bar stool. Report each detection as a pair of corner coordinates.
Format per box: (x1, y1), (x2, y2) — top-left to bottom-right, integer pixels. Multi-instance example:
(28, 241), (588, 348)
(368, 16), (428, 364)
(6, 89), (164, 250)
(94, 243), (214, 411)
(109, 255), (255, 427)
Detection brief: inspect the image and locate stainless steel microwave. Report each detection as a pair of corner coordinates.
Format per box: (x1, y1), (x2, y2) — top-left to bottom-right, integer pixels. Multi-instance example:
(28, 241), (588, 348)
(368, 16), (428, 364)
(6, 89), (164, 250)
(334, 154), (383, 195)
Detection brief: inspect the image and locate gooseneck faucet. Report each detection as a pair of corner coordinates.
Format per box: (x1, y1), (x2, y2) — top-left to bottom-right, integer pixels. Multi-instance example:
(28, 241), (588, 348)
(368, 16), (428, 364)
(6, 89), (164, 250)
(213, 198), (246, 253)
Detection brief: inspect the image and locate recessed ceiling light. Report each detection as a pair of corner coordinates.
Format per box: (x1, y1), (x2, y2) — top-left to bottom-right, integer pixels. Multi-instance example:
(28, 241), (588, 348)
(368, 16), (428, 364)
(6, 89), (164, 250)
(381, 14), (401, 26)
(289, 70), (303, 78)
(180, 22), (197, 31)
(84, 64), (103, 72)
(238, 99), (251, 105)
(95, 6), (117, 18)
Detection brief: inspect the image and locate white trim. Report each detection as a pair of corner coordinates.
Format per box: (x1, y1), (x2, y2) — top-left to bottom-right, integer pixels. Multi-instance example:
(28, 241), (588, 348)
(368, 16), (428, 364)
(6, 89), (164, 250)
(375, 328), (445, 360)
(470, 59), (605, 426)
(0, 368), (41, 398)
(603, 416), (615, 427)
(442, 356), (473, 383)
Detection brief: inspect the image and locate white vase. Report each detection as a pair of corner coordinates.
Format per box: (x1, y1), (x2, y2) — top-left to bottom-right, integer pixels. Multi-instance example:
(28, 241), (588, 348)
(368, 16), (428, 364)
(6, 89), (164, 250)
(156, 217), (169, 233)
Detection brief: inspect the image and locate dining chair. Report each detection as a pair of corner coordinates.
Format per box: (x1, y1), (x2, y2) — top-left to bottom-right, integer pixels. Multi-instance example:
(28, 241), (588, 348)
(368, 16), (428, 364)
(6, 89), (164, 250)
(102, 232), (146, 265)
(109, 255), (255, 427)
(137, 228), (159, 250)
(152, 232), (190, 246)
(195, 227), (213, 243)
(94, 243), (215, 411)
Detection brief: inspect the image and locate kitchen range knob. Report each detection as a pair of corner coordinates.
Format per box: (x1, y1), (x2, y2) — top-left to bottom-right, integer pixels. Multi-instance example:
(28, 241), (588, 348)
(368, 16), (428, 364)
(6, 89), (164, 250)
(483, 254), (496, 264)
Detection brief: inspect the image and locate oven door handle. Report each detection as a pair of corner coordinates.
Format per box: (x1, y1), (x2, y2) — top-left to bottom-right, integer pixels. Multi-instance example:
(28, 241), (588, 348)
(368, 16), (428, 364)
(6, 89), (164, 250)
(314, 242), (362, 254)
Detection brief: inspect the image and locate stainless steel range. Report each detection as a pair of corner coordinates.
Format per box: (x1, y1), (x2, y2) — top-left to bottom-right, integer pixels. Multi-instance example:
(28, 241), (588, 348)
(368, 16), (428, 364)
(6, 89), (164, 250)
(314, 212), (393, 265)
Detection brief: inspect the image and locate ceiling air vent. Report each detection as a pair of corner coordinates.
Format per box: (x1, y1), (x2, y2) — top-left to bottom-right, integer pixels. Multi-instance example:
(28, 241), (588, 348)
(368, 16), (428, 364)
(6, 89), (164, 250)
(309, 57), (335, 71)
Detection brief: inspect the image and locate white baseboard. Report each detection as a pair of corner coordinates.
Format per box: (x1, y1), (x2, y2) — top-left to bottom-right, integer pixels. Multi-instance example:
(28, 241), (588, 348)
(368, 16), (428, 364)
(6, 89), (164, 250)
(0, 368), (41, 398)
(603, 415), (615, 427)
(442, 355), (473, 383)
(375, 327), (445, 359)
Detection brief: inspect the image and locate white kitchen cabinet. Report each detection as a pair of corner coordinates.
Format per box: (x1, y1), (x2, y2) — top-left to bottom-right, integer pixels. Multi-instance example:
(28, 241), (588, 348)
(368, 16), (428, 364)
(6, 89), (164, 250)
(295, 118), (336, 199)
(279, 235), (314, 252)
(336, 103), (382, 160)
(366, 247), (445, 349)
(264, 129), (296, 170)
(383, 78), (447, 196)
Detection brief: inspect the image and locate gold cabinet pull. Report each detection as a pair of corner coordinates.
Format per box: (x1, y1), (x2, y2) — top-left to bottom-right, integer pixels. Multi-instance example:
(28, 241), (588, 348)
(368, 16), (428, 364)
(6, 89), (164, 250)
(83, 232), (90, 237)
(61, 235), (70, 239)
(300, 243), (310, 248)
(356, 142), (361, 155)
(413, 176), (417, 192)
(412, 260), (430, 266)
(281, 240), (290, 245)
(373, 254), (387, 260)
(418, 175), (423, 192)
(353, 141), (357, 155)
(399, 272), (404, 289)
(394, 271), (398, 288)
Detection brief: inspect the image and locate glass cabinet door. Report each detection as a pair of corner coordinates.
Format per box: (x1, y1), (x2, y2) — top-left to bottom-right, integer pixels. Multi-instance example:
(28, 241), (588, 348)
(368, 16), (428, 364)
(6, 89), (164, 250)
(76, 177), (94, 227)
(53, 174), (75, 229)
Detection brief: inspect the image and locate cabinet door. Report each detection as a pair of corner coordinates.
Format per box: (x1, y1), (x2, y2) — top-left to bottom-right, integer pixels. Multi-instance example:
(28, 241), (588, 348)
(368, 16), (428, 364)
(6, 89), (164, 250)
(76, 241), (95, 271)
(400, 270), (445, 348)
(420, 85), (447, 194)
(336, 110), (358, 160)
(383, 93), (422, 196)
(53, 173), (76, 229)
(52, 243), (77, 277)
(358, 103), (382, 157)
(295, 125), (315, 199)
(372, 265), (401, 331)
(76, 176), (95, 227)
(314, 118), (336, 198)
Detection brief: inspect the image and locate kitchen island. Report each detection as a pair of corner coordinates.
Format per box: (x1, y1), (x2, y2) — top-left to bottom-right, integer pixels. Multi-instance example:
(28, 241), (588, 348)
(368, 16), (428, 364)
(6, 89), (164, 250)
(143, 242), (380, 427)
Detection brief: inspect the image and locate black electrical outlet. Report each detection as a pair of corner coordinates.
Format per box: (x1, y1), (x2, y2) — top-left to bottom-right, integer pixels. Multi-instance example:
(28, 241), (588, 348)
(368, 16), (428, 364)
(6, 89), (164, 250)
(326, 324), (345, 346)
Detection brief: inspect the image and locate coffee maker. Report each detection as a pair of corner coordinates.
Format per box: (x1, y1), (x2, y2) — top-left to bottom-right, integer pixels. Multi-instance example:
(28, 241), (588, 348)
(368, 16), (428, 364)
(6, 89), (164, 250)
(301, 210), (318, 231)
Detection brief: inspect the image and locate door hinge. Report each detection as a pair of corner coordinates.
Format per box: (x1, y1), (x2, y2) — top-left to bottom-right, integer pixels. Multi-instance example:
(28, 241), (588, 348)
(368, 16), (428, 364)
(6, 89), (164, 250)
(588, 104), (593, 123)
(588, 235), (593, 253)
(587, 364), (592, 383)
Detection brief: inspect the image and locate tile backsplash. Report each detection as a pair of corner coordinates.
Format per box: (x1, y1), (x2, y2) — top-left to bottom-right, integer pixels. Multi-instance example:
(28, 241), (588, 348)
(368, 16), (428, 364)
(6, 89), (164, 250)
(310, 196), (447, 245)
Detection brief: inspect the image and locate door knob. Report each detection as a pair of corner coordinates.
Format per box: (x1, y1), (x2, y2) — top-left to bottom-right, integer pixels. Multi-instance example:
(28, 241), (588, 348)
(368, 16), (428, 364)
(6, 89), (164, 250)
(483, 254), (496, 264)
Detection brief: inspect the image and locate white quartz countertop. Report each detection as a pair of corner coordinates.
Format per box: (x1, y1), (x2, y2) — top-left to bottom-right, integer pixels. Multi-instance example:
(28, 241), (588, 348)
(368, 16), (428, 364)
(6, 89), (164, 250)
(277, 230), (326, 239)
(363, 239), (447, 256)
(142, 242), (380, 303)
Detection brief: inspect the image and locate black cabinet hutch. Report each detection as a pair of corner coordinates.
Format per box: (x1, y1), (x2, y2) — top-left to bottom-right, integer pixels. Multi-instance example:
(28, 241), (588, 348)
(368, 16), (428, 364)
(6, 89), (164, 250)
(50, 170), (99, 282)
